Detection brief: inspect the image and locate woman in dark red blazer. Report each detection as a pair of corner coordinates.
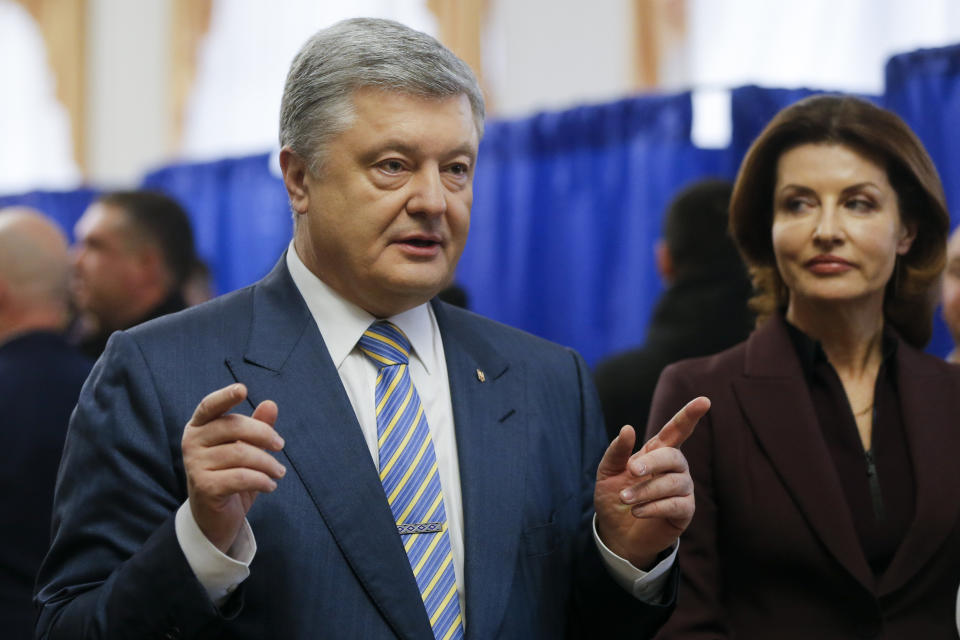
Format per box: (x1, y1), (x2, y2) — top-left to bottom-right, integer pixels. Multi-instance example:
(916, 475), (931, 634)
(647, 95), (960, 639)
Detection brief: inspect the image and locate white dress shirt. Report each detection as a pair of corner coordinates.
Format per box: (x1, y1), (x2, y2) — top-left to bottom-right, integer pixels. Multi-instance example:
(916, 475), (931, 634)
(175, 244), (675, 613)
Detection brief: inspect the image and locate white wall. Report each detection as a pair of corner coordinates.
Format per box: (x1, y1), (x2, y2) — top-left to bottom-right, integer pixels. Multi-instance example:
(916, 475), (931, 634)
(483, 0), (634, 117)
(6, 0), (960, 193)
(685, 0), (960, 95)
(86, 0), (172, 187)
(180, 0), (436, 161)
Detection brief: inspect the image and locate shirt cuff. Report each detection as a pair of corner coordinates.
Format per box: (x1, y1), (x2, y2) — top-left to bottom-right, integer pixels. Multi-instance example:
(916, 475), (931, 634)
(592, 514), (677, 603)
(174, 500), (256, 606)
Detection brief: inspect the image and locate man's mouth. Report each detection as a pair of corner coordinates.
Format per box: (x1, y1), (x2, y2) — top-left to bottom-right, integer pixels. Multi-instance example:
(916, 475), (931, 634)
(404, 238), (439, 247)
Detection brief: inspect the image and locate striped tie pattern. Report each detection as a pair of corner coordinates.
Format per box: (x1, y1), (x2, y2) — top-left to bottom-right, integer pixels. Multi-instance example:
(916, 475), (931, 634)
(358, 321), (464, 640)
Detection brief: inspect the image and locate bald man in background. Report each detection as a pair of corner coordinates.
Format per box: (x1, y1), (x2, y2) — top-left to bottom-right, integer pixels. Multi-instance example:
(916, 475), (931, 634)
(0, 209), (92, 639)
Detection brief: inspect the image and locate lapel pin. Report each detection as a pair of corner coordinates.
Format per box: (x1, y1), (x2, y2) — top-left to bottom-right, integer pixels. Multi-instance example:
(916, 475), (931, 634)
(476, 368), (486, 382)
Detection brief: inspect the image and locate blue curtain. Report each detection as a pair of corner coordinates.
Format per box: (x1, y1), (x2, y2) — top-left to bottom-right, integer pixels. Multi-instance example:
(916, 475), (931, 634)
(142, 153), (291, 296)
(0, 188), (99, 241)
(884, 43), (960, 359)
(4, 44), (959, 361)
(460, 92), (730, 365)
(729, 86), (820, 164)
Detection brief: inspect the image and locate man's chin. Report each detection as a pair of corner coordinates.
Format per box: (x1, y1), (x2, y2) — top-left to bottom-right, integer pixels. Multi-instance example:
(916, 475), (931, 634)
(363, 281), (448, 317)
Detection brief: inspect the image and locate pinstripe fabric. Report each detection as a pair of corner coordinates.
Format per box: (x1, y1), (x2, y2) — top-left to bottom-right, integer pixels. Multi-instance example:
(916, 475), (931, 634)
(358, 321), (464, 640)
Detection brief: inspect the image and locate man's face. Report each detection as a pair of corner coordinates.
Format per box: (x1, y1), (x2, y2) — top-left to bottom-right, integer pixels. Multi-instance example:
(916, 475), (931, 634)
(288, 88), (478, 317)
(943, 229), (960, 346)
(72, 203), (144, 326)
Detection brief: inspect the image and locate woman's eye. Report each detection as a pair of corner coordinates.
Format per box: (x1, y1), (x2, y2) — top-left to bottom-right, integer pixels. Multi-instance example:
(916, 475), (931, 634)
(845, 198), (876, 212)
(783, 198), (811, 213)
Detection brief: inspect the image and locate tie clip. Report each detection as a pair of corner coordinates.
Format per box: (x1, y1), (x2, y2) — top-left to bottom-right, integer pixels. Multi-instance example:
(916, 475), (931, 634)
(397, 522), (444, 535)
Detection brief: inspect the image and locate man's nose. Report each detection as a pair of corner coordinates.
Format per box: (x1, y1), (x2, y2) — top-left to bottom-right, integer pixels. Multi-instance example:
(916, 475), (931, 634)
(407, 168), (447, 217)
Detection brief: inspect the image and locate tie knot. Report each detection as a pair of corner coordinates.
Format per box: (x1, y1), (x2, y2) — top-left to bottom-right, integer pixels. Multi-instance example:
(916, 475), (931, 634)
(358, 321), (411, 368)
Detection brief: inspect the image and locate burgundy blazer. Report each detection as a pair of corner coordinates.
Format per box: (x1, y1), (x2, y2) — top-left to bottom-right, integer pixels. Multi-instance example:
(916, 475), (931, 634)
(646, 315), (960, 639)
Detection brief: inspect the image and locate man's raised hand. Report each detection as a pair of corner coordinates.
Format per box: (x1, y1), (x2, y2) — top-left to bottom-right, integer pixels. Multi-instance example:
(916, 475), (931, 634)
(182, 383), (285, 553)
(594, 396), (710, 569)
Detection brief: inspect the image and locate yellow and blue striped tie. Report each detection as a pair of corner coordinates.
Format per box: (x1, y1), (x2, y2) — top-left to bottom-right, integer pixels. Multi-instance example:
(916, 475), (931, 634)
(358, 321), (464, 640)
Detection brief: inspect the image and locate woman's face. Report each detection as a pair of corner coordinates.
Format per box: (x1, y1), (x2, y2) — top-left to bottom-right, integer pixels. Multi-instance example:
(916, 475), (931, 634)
(771, 143), (916, 313)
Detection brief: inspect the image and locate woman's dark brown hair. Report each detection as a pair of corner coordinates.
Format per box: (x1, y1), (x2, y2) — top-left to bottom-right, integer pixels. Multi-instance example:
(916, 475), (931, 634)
(729, 94), (950, 347)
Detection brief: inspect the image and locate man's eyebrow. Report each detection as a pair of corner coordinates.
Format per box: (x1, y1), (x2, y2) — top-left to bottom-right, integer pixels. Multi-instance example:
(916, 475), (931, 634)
(360, 140), (477, 163)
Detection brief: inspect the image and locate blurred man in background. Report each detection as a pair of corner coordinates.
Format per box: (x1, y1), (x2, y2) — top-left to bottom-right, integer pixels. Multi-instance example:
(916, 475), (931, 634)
(943, 225), (960, 363)
(71, 190), (196, 359)
(594, 179), (753, 441)
(0, 208), (92, 639)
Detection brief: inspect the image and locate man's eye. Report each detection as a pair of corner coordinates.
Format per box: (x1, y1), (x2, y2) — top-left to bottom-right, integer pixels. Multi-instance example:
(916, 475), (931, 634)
(447, 163), (469, 176)
(379, 160), (405, 173)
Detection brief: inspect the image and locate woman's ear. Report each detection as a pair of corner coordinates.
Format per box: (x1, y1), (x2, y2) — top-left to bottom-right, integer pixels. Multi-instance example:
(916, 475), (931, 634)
(897, 219), (918, 256)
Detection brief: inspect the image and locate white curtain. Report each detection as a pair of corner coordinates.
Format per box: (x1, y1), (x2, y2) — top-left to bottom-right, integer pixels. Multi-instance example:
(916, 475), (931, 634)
(0, 0), (80, 195)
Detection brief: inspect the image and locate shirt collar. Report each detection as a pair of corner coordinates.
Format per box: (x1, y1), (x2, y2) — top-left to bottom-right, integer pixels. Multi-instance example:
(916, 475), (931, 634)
(285, 243), (436, 373)
(782, 313), (898, 379)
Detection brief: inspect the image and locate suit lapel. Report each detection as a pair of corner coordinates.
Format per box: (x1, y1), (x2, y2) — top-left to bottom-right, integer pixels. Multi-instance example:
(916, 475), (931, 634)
(878, 344), (960, 595)
(432, 302), (524, 639)
(227, 259), (434, 639)
(731, 317), (875, 591)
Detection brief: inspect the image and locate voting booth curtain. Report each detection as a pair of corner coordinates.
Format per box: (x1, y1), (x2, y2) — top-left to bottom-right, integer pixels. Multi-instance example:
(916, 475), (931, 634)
(3, 44), (958, 363)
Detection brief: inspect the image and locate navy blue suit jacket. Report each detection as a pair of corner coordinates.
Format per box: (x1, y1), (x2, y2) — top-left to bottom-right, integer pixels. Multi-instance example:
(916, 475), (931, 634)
(35, 258), (675, 639)
(0, 332), (91, 639)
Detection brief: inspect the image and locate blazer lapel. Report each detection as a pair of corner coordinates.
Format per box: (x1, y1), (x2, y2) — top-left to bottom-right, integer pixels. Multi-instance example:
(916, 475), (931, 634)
(878, 344), (960, 595)
(731, 317), (875, 591)
(227, 259), (434, 639)
(432, 302), (524, 639)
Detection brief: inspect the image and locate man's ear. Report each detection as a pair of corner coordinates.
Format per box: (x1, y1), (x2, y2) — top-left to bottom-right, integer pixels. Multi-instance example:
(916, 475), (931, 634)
(135, 246), (167, 288)
(279, 147), (311, 215)
(0, 279), (9, 312)
(655, 239), (675, 284)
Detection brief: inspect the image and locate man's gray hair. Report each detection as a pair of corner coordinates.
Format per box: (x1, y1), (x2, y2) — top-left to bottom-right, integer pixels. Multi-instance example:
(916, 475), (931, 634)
(279, 17), (485, 173)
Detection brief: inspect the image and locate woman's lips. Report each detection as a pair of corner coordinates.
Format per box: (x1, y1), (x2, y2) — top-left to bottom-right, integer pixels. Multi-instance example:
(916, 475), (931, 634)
(804, 255), (854, 274)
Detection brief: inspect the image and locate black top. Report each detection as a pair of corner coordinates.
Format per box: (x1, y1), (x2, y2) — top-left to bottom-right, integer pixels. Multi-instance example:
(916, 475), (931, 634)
(78, 291), (187, 359)
(0, 331), (92, 638)
(594, 274), (753, 442)
(784, 320), (914, 576)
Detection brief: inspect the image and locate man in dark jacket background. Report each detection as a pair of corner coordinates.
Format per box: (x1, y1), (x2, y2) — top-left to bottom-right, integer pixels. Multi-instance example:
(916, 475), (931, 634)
(595, 179), (753, 441)
(0, 208), (92, 639)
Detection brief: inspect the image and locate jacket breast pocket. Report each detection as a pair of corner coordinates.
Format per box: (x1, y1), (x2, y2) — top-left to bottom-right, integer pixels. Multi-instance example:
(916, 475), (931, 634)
(522, 521), (560, 557)
(521, 491), (578, 557)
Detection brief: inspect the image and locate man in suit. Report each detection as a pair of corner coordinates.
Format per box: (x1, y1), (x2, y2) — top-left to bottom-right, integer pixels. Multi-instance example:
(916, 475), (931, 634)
(35, 18), (706, 639)
(0, 208), (92, 639)
(594, 180), (752, 442)
(71, 190), (197, 359)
